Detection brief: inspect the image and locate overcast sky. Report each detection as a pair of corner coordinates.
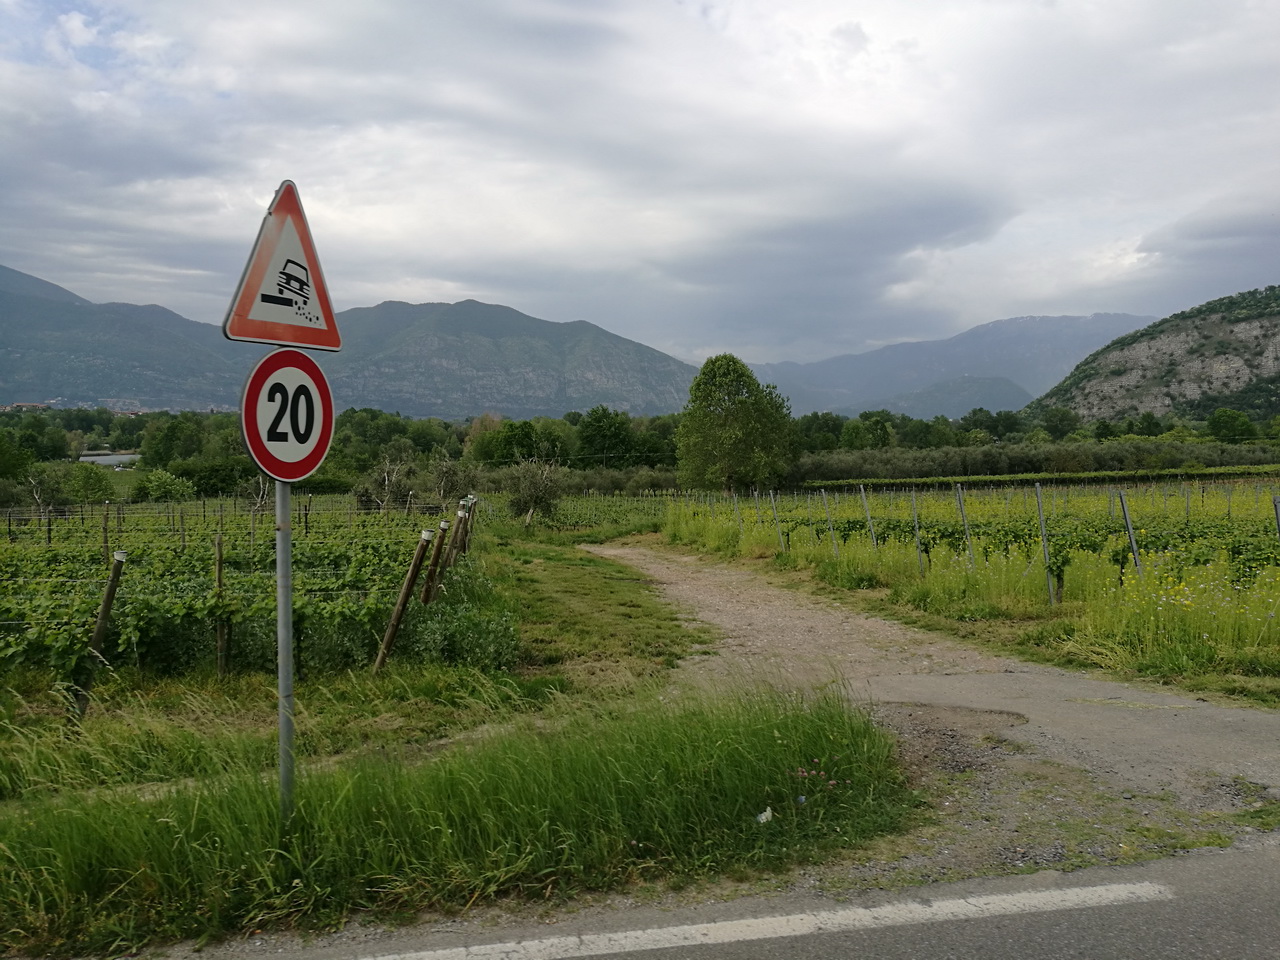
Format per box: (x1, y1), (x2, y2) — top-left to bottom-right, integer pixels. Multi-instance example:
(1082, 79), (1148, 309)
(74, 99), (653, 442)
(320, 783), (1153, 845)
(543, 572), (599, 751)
(2, 0), (1278, 364)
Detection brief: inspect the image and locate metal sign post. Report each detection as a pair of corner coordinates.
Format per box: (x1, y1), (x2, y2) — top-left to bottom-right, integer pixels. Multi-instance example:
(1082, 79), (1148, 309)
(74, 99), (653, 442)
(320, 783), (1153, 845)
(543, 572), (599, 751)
(228, 181), (341, 829)
(275, 479), (295, 824)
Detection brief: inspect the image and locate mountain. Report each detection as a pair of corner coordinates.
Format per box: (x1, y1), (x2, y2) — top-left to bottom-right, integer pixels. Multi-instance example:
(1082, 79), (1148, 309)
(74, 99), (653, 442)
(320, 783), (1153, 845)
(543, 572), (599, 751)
(866, 376), (1033, 420)
(0, 282), (243, 411)
(0, 266), (695, 417)
(751, 313), (1154, 416)
(1032, 286), (1280, 421)
(322, 300), (696, 419)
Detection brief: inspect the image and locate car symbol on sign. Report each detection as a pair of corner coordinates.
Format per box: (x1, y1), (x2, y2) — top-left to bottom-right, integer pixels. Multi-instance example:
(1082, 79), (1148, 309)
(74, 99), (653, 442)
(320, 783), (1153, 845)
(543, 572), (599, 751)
(260, 260), (311, 308)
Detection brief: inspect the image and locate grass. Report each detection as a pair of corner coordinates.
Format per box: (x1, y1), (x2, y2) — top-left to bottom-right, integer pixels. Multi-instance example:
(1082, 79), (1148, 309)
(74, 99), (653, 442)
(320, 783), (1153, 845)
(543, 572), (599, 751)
(664, 496), (1280, 707)
(0, 527), (919, 955)
(0, 687), (915, 957)
(0, 537), (706, 799)
(485, 539), (717, 684)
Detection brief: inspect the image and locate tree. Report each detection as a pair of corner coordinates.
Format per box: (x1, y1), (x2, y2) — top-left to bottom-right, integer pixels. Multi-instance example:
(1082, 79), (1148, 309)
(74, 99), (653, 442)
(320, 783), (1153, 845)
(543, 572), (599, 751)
(1206, 408), (1258, 444)
(1041, 407), (1082, 441)
(506, 459), (564, 524)
(66, 463), (114, 503)
(577, 405), (634, 467)
(675, 354), (793, 491)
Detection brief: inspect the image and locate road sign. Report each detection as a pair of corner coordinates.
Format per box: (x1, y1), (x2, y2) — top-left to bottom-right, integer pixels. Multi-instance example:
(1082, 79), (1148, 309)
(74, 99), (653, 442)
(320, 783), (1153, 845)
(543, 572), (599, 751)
(241, 348), (335, 482)
(224, 180), (342, 351)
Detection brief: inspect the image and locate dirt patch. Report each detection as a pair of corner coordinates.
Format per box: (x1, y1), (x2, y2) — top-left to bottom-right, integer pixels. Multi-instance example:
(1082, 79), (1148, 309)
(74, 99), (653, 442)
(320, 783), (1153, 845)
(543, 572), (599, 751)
(580, 542), (1278, 888)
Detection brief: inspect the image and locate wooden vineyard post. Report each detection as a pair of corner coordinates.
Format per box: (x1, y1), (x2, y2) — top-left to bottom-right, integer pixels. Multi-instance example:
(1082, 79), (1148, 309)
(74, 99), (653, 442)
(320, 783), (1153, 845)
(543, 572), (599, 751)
(215, 534), (229, 677)
(418, 519), (451, 604)
(859, 484), (877, 547)
(442, 501), (468, 570)
(460, 495), (477, 554)
(911, 489), (924, 574)
(1272, 496), (1280, 545)
(72, 550), (127, 720)
(101, 508), (110, 566)
(733, 493), (743, 537)
(373, 529), (433, 674)
(955, 483), (974, 565)
(1035, 483), (1055, 605)
(1118, 489), (1142, 577)
(769, 490), (785, 552)
(821, 489), (838, 560)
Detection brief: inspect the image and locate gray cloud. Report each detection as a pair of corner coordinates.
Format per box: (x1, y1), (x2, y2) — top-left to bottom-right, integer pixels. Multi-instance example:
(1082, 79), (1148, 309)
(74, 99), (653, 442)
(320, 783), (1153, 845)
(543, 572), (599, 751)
(1, 1), (1278, 365)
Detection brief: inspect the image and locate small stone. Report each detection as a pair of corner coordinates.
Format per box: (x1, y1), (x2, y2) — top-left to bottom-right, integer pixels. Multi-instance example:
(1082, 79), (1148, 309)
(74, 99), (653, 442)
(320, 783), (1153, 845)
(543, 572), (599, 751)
(1263, 786), (1280, 801)
(1122, 792), (1133, 800)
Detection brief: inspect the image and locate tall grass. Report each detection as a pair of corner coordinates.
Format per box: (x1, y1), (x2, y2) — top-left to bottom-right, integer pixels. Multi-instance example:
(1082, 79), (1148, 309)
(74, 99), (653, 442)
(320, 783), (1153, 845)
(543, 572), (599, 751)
(0, 687), (914, 956)
(663, 490), (1280, 701)
(1064, 559), (1280, 678)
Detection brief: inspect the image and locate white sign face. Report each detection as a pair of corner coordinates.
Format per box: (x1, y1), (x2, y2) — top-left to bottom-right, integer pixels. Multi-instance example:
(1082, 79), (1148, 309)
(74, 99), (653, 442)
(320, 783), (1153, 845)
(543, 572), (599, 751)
(255, 363), (324, 463)
(252, 218), (328, 329)
(241, 348), (334, 482)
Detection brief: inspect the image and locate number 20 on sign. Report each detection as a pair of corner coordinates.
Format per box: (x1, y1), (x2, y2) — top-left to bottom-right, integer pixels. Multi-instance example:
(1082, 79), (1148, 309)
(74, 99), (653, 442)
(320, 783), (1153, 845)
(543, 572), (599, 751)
(241, 348), (335, 482)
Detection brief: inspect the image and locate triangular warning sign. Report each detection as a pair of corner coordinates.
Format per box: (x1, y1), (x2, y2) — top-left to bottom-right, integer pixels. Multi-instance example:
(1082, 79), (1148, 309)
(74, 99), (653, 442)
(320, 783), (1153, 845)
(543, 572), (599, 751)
(223, 180), (342, 351)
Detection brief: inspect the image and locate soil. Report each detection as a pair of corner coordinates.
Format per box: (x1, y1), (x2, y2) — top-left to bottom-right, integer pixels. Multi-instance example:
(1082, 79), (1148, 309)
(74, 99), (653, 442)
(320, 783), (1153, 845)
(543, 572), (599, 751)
(577, 541), (1280, 887)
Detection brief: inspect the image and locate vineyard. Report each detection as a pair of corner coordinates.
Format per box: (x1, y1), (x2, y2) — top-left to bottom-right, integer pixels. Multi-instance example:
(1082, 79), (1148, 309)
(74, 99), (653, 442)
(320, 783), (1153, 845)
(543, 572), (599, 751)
(0, 495), (523, 686)
(0, 491), (921, 956)
(664, 481), (1280, 702)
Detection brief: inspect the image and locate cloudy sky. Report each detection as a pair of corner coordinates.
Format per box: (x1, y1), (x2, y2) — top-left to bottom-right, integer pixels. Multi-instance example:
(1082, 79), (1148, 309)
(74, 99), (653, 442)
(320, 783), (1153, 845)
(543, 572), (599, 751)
(2, 0), (1278, 364)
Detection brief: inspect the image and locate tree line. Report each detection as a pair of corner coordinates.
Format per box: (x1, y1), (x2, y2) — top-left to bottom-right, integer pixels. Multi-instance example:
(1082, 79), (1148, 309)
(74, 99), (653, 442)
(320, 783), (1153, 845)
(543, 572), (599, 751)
(4, 353), (1280, 509)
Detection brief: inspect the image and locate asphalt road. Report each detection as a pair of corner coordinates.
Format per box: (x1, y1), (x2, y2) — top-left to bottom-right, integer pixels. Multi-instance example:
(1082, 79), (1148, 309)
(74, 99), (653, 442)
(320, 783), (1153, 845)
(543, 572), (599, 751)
(178, 836), (1280, 960)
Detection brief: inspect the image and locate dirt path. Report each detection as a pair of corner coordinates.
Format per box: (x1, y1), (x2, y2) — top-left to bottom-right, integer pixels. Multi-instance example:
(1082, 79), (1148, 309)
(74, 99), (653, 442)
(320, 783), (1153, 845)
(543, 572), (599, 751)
(583, 544), (1280, 810)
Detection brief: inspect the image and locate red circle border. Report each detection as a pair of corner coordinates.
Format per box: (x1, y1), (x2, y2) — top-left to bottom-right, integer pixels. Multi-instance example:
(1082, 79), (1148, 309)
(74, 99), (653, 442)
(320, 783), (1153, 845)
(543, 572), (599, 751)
(241, 348), (335, 482)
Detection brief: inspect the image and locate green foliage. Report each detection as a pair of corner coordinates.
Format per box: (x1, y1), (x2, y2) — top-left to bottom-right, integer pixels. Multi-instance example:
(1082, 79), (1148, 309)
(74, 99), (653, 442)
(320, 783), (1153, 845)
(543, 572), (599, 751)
(133, 469), (197, 502)
(65, 463), (115, 504)
(577, 405), (634, 466)
(1205, 408), (1258, 444)
(677, 354), (794, 491)
(1040, 407), (1082, 441)
(0, 688), (911, 956)
(503, 459), (565, 522)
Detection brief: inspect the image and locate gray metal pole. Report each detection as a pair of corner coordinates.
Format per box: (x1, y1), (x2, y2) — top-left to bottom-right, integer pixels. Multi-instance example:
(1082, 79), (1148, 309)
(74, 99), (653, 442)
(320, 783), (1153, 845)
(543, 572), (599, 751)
(276, 480), (295, 826)
(821, 489), (838, 560)
(1035, 483), (1055, 604)
(1118, 489), (1142, 578)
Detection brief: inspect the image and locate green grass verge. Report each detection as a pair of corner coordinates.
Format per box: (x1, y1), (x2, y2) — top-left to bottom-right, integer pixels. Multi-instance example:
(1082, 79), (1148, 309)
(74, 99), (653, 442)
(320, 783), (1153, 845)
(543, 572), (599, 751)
(0, 688), (915, 957)
(0, 538), (709, 799)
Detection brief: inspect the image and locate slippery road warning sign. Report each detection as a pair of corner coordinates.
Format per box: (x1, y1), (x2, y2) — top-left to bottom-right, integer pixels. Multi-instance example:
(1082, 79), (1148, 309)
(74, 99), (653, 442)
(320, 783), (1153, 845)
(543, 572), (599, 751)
(223, 180), (342, 351)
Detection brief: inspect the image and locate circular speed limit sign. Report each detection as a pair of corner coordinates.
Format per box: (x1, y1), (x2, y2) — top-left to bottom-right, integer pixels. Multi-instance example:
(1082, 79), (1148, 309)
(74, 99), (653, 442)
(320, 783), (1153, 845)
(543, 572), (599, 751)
(241, 348), (335, 482)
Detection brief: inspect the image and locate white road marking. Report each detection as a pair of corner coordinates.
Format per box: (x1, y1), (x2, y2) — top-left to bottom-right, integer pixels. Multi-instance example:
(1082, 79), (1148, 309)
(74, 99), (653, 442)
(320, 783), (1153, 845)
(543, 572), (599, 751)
(370, 881), (1173, 960)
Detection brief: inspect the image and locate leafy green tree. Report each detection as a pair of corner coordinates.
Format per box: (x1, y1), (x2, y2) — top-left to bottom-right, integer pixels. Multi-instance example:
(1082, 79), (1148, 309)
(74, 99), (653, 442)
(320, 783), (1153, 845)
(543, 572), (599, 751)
(1041, 407), (1082, 441)
(795, 412), (844, 452)
(140, 412), (205, 467)
(990, 410), (1025, 439)
(135, 469), (197, 502)
(839, 419), (870, 450)
(1206, 408), (1258, 443)
(578, 405), (634, 466)
(506, 459), (565, 524)
(675, 354), (793, 491)
(66, 463), (115, 503)
(858, 413), (894, 449)
(1135, 411), (1164, 437)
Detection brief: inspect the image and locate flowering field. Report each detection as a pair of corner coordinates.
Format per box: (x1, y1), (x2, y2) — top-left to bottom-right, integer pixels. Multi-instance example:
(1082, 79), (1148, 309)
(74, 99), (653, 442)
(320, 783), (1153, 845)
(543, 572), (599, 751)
(664, 482), (1280, 701)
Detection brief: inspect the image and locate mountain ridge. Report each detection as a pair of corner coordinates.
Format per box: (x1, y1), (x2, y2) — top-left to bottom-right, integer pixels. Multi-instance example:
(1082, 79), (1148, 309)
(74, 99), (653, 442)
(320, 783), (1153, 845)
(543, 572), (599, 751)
(1032, 286), (1280, 420)
(1, 263), (1156, 420)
